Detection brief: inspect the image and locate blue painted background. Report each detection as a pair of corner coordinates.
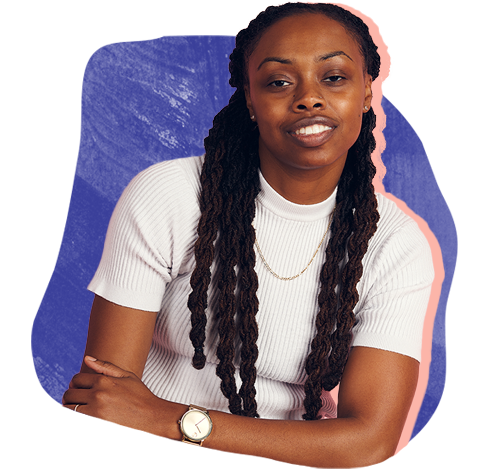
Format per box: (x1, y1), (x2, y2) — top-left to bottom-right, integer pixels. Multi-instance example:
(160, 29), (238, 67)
(30, 36), (456, 439)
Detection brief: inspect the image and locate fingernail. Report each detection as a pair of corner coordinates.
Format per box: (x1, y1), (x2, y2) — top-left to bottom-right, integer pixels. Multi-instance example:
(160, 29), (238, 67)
(85, 355), (97, 361)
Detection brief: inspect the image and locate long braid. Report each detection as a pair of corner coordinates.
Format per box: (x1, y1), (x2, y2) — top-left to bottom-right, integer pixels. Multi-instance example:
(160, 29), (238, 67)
(302, 178), (354, 418)
(188, 89), (261, 415)
(187, 133), (225, 370)
(214, 187), (242, 414)
(235, 154), (260, 418)
(188, 2), (381, 420)
(326, 112), (379, 380)
(214, 93), (261, 415)
(303, 112), (379, 418)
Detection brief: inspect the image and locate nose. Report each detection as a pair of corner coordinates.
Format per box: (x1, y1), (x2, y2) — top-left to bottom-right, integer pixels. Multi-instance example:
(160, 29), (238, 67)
(292, 81), (325, 112)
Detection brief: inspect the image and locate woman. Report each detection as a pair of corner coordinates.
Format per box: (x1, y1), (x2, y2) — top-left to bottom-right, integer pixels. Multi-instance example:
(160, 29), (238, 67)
(62, 2), (434, 468)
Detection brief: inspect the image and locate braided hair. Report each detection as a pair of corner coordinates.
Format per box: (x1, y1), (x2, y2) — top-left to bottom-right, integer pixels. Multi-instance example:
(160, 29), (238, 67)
(187, 2), (381, 420)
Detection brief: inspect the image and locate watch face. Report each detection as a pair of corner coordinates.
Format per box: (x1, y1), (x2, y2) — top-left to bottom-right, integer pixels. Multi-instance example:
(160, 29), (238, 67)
(180, 409), (212, 441)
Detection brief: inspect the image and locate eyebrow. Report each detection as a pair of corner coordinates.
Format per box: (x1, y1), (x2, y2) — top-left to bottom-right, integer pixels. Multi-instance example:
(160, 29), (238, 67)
(257, 50), (353, 70)
(257, 56), (292, 70)
(318, 50), (353, 62)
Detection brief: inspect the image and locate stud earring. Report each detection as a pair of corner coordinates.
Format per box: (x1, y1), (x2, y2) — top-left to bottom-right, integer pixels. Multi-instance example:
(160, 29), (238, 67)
(364, 106), (369, 111)
(250, 115), (255, 120)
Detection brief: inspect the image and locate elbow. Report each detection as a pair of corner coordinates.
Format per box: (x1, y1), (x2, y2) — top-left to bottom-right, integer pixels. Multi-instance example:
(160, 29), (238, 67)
(360, 443), (397, 468)
(332, 422), (400, 468)
(351, 435), (399, 468)
(319, 439), (396, 469)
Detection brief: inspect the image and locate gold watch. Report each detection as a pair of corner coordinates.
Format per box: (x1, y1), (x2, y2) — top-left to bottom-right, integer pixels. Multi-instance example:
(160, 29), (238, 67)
(178, 404), (213, 446)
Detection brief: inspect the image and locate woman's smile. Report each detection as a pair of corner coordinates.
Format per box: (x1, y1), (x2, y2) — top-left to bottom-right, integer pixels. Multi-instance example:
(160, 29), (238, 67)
(244, 13), (372, 203)
(287, 116), (336, 148)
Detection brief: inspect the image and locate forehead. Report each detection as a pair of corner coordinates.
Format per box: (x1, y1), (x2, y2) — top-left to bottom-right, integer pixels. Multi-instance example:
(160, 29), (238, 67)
(248, 13), (364, 69)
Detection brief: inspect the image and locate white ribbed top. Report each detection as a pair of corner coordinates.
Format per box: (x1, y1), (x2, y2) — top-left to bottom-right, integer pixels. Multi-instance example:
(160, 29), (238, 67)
(89, 155), (434, 420)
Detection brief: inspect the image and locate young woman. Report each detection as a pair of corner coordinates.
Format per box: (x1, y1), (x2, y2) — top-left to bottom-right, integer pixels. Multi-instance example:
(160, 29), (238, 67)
(62, 3), (434, 468)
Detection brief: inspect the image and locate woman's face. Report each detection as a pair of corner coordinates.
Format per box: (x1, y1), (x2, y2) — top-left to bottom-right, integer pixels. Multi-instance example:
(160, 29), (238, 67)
(245, 13), (372, 197)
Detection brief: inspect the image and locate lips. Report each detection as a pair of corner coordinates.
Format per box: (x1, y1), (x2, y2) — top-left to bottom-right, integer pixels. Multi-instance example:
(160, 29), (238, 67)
(286, 116), (337, 148)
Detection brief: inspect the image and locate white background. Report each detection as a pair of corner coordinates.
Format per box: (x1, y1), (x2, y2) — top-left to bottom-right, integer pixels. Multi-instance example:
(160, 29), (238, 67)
(2, 0), (497, 472)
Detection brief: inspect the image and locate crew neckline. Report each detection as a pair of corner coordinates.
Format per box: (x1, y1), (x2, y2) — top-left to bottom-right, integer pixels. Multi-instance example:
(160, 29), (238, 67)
(257, 169), (337, 222)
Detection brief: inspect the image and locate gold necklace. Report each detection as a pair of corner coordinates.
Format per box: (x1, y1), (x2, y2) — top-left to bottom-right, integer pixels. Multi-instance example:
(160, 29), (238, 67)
(253, 212), (334, 281)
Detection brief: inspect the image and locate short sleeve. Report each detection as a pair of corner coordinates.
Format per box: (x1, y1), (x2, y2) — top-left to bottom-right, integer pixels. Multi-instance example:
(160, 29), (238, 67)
(351, 200), (435, 362)
(88, 157), (202, 312)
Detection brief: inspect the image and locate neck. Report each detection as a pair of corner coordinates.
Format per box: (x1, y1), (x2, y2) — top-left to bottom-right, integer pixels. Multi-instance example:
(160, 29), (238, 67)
(259, 159), (345, 205)
(257, 137), (348, 204)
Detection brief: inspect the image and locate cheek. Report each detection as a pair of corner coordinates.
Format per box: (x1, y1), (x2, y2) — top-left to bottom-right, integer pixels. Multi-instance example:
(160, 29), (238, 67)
(254, 99), (281, 126)
(335, 98), (364, 145)
(340, 91), (364, 116)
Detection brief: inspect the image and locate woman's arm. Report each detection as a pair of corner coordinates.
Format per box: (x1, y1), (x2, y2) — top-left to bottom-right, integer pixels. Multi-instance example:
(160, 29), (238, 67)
(188, 345), (418, 468)
(63, 296), (419, 468)
(78, 295), (158, 378)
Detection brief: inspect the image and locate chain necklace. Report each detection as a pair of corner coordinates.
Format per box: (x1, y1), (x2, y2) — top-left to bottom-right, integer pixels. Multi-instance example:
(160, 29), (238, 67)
(253, 211), (334, 281)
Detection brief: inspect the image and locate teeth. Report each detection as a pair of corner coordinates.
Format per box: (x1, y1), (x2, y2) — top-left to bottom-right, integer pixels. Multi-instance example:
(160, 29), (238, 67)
(295, 124), (332, 135)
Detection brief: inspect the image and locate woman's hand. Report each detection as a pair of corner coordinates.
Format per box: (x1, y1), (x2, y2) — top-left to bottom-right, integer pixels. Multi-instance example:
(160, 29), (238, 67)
(62, 356), (176, 437)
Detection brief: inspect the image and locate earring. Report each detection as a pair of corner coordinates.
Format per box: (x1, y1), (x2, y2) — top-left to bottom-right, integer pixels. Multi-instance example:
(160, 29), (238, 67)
(364, 106), (369, 111)
(250, 115), (255, 120)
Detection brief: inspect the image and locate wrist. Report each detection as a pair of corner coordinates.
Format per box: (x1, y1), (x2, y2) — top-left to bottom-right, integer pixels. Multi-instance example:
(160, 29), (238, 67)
(150, 398), (187, 441)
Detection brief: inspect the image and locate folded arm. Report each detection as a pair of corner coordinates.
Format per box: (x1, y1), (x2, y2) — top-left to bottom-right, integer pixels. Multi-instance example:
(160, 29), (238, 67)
(63, 295), (419, 468)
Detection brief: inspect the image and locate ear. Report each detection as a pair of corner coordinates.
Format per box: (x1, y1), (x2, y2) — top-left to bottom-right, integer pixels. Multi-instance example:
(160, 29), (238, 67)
(244, 85), (255, 120)
(363, 75), (373, 112)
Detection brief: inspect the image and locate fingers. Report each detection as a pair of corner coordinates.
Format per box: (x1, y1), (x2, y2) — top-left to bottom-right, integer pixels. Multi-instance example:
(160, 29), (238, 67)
(62, 358), (138, 421)
(64, 404), (86, 414)
(63, 367), (125, 405)
(69, 372), (96, 389)
(69, 357), (132, 389)
(83, 355), (131, 378)
(62, 357), (132, 414)
(62, 387), (90, 407)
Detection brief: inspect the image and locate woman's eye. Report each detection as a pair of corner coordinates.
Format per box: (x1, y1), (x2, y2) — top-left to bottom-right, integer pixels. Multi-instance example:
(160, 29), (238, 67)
(268, 79), (291, 87)
(324, 75), (344, 83)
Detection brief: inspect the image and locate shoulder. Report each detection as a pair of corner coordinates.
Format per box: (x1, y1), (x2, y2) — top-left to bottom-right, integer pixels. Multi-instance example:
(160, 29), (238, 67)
(374, 192), (418, 235)
(352, 193), (436, 360)
(126, 155), (204, 198)
(371, 193), (431, 252)
(115, 156), (204, 217)
(93, 156), (205, 298)
(107, 155), (204, 249)
(363, 193), (435, 285)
